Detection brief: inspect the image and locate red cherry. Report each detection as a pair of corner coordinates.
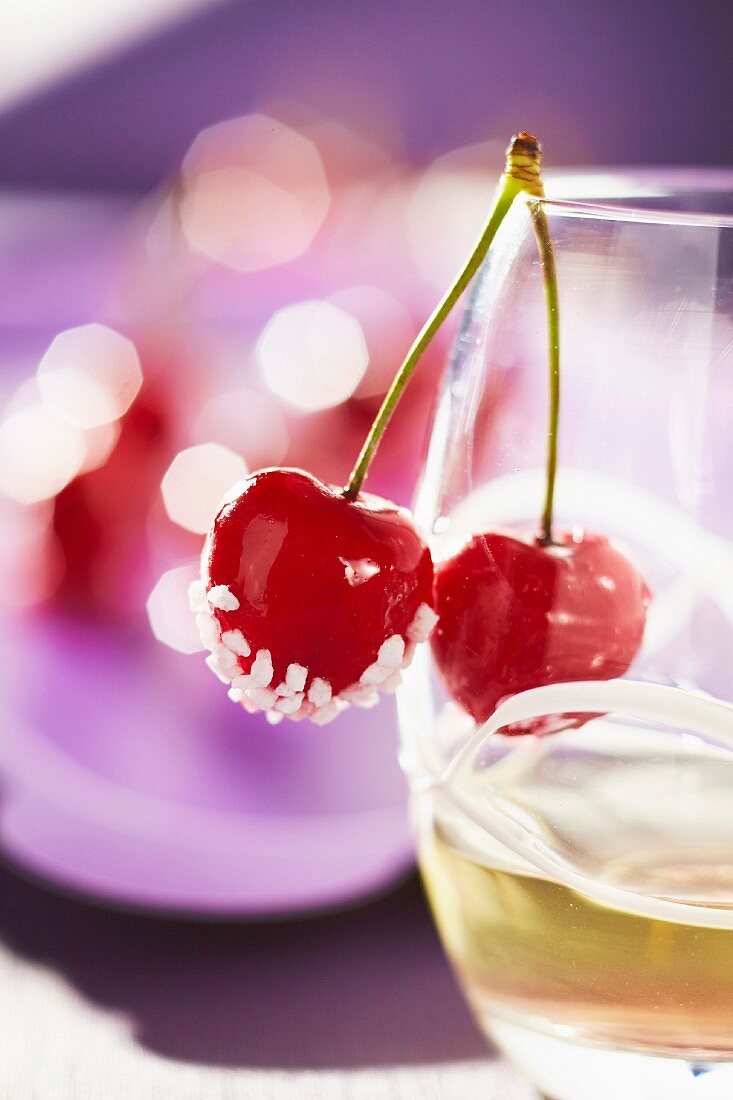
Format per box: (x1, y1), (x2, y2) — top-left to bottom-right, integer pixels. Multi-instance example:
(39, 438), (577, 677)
(192, 468), (436, 724)
(431, 530), (651, 734)
(51, 383), (178, 620)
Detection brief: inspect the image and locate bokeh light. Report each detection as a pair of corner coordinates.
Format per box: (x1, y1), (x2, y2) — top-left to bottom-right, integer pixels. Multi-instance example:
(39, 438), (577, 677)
(37, 323), (142, 429)
(146, 562), (205, 654)
(328, 285), (413, 400)
(257, 299), (368, 411)
(0, 403), (87, 504)
(78, 420), (122, 474)
(180, 113), (331, 273)
(193, 386), (289, 469)
(161, 442), (248, 534)
(406, 140), (504, 291)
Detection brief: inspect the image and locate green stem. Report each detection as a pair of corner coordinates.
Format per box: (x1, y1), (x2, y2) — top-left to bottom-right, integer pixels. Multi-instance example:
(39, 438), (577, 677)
(344, 132), (544, 500)
(529, 202), (560, 545)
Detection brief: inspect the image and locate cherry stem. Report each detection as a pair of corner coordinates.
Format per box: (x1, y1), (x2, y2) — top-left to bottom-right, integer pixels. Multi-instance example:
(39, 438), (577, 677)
(530, 202), (560, 546)
(343, 131), (545, 501)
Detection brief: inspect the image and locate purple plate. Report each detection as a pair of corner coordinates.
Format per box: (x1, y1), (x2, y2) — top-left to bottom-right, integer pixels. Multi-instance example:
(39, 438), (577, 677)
(0, 613), (414, 916)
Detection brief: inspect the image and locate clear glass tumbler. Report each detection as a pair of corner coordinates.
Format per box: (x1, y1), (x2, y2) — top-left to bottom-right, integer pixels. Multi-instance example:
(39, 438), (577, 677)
(398, 172), (733, 1100)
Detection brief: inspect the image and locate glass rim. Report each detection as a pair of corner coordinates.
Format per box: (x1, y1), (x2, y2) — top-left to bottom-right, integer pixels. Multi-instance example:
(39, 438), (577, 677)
(536, 167), (733, 229)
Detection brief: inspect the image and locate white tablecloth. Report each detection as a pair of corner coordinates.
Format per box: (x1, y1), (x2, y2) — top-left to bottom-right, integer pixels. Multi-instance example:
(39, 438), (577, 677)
(0, 866), (537, 1099)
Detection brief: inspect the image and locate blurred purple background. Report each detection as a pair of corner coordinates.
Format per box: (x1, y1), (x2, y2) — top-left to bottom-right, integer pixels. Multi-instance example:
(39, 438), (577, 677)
(1, 0), (732, 193)
(0, 0), (730, 915)
(0, 4), (730, 1094)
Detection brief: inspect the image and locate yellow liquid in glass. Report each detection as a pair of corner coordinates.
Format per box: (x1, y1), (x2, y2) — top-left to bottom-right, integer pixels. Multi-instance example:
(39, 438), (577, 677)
(417, 729), (733, 1058)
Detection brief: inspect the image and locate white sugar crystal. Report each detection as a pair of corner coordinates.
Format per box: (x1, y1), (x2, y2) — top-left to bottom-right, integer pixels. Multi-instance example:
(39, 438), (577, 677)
(274, 682), (294, 697)
(195, 612), (219, 650)
(339, 683), (366, 703)
(208, 585), (240, 612)
(311, 700), (340, 725)
(340, 684), (379, 708)
(274, 692), (305, 715)
(380, 671), (402, 694)
(231, 673), (254, 691)
(187, 579), (208, 613)
(249, 685), (277, 709)
(221, 629), (250, 657)
(227, 687), (244, 703)
(406, 603), (439, 643)
(359, 661), (391, 685)
(286, 706), (309, 722)
(250, 649), (274, 687)
(285, 662), (308, 693)
(205, 653), (231, 684)
(214, 644), (240, 673)
(377, 634), (405, 669)
(265, 710), (284, 725)
(308, 678), (332, 707)
(353, 691), (379, 709)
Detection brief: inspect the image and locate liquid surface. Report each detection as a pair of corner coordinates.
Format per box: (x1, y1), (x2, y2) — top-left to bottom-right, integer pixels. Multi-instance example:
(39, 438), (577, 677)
(418, 725), (733, 1057)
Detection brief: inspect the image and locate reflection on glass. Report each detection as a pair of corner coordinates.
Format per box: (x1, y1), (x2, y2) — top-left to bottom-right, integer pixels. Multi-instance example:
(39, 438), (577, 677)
(399, 173), (733, 1100)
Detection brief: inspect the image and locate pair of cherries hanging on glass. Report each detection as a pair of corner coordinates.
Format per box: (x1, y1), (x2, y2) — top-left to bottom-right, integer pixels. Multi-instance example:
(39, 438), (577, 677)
(192, 133), (650, 733)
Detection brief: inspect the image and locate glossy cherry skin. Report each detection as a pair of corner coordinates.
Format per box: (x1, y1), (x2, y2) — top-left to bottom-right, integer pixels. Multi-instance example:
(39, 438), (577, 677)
(431, 529), (651, 733)
(205, 468), (434, 696)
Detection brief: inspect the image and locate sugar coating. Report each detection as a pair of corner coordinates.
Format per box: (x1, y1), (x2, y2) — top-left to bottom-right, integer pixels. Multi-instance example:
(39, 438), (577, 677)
(308, 678), (332, 707)
(285, 704), (310, 722)
(231, 673), (254, 691)
(249, 685), (277, 709)
(221, 629), (251, 657)
(250, 649), (274, 687)
(359, 662), (392, 686)
(206, 653), (231, 684)
(195, 612), (219, 651)
(188, 580), (208, 613)
(380, 671), (402, 693)
(274, 692), (305, 715)
(285, 663), (308, 693)
(406, 602), (439, 643)
(214, 644), (240, 674)
(377, 634), (405, 669)
(208, 585), (240, 612)
(340, 684), (380, 708)
(218, 601), (439, 726)
(310, 700), (341, 725)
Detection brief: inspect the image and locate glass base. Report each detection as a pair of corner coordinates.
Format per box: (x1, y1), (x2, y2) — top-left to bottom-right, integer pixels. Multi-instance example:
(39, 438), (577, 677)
(487, 1017), (733, 1100)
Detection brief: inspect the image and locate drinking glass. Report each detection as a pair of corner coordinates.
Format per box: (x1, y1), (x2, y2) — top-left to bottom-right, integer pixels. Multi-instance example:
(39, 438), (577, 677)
(398, 172), (733, 1100)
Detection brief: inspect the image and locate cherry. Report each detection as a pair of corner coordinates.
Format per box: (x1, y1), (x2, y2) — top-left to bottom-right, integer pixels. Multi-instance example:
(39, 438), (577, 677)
(431, 530), (651, 733)
(188, 133), (620, 730)
(192, 468), (435, 724)
(52, 380), (178, 621)
(429, 136), (651, 733)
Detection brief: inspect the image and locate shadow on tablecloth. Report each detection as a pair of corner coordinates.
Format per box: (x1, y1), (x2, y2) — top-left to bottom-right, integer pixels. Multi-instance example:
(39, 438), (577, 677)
(0, 861), (489, 1070)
